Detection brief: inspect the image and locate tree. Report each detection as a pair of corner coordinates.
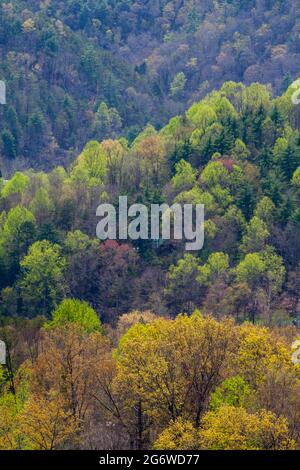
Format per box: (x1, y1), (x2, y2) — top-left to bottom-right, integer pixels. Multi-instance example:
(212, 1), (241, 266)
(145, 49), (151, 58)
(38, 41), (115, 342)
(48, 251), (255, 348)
(71, 141), (108, 186)
(197, 252), (229, 287)
(28, 113), (46, 156)
(254, 364), (300, 443)
(17, 393), (77, 450)
(29, 188), (54, 226)
(63, 231), (101, 305)
(175, 187), (216, 215)
(232, 139), (249, 160)
(239, 216), (269, 254)
(254, 197), (276, 228)
(1, 172), (29, 200)
(153, 418), (198, 450)
(1, 130), (16, 159)
(134, 134), (167, 188)
(200, 161), (230, 188)
(235, 322), (290, 387)
(280, 144), (300, 181)
(209, 205), (245, 259)
(116, 311), (160, 338)
(113, 313), (238, 449)
(209, 376), (252, 411)
(0, 392), (22, 450)
(187, 103), (217, 132)
(101, 139), (126, 186)
(46, 299), (101, 333)
(165, 254), (202, 313)
(19, 241), (66, 317)
(235, 249), (285, 323)
(170, 73), (187, 99)
(0, 206), (36, 283)
(171, 160), (197, 192)
(6, 106), (21, 154)
(0, 365), (30, 450)
(97, 240), (139, 322)
(80, 45), (100, 83)
(30, 324), (111, 425)
(204, 280), (253, 323)
(199, 405), (295, 450)
(93, 102), (122, 140)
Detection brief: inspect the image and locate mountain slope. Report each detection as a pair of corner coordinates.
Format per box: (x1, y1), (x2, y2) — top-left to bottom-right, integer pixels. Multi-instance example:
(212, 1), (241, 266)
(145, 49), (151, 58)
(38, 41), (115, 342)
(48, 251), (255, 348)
(0, 0), (300, 170)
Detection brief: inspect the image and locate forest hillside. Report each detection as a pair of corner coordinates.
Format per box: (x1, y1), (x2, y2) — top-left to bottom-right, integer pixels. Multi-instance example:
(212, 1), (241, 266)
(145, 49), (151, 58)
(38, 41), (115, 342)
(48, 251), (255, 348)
(1, 81), (300, 325)
(2, 1), (300, 453)
(0, 0), (300, 169)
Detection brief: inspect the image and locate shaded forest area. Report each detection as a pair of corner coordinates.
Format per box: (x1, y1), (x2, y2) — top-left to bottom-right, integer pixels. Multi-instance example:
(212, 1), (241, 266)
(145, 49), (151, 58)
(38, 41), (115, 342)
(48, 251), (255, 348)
(0, 0), (300, 169)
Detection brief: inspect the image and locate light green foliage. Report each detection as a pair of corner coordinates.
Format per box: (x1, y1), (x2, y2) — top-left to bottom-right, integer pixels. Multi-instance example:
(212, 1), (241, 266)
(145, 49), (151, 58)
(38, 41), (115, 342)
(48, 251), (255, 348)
(210, 186), (233, 209)
(1, 173), (29, 199)
(167, 254), (199, 291)
(235, 248), (285, 295)
(197, 252), (229, 286)
(205, 92), (238, 121)
(175, 187), (216, 214)
(254, 197), (276, 227)
(71, 141), (108, 185)
(190, 128), (204, 147)
(209, 376), (252, 411)
(165, 254), (201, 312)
(46, 299), (101, 333)
(204, 219), (217, 240)
(200, 161), (230, 188)
(0, 3), (300, 451)
(273, 137), (288, 161)
(64, 230), (98, 253)
(160, 116), (181, 139)
(232, 139), (249, 160)
(93, 102), (122, 140)
(0, 366), (30, 450)
(224, 205), (246, 230)
(240, 82), (272, 113)
(170, 72), (187, 98)
(260, 246), (286, 296)
(220, 81), (245, 98)
(29, 188), (54, 222)
(187, 103), (217, 131)
(0, 206), (35, 246)
(235, 252), (266, 287)
(0, 206), (36, 264)
(0, 211), (7, 231)
(172, 160), (197, 191)
(200, 161), (238, 209)
(20, 240), (65, 317)
(240, 216), (269, 254)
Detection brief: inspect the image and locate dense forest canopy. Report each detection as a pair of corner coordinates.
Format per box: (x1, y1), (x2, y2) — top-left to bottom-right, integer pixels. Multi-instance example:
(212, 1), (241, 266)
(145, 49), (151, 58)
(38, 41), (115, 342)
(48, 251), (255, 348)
(1, 80), (300, 328)
(0, 0), (300, 169)
(2, 0), (300, 453)
(1, 312), (299, 450)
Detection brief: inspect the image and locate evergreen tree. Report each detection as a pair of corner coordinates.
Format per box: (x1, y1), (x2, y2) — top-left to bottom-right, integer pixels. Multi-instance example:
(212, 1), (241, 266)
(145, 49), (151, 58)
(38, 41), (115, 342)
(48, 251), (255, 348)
(280, 144), (300, 181)
(1, 130), (16, 159)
